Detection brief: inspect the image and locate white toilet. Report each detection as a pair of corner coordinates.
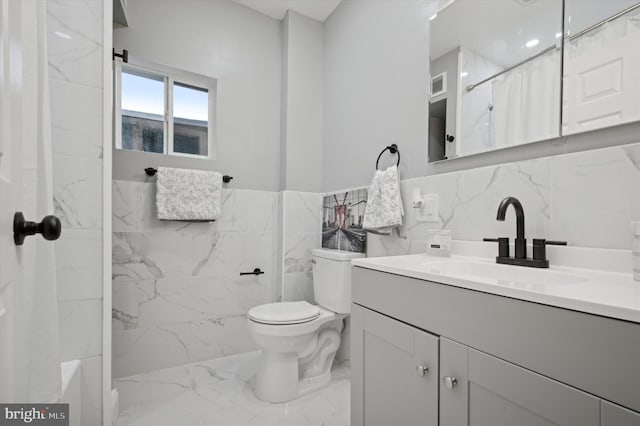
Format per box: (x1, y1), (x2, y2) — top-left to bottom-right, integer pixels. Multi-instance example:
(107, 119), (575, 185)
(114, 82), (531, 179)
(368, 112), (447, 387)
(247, 248), (365, 403)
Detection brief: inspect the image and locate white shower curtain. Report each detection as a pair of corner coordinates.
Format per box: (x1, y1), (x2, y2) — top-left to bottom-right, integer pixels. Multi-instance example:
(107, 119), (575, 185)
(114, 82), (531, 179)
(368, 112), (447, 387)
(491, 49), (561, 148)
(567, 14), (640, 57)
(20, 0), (62, 402)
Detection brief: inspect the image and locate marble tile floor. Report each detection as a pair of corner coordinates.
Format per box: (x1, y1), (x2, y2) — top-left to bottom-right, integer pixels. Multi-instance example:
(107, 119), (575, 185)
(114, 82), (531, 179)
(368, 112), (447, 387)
(115, 351), (350, 426)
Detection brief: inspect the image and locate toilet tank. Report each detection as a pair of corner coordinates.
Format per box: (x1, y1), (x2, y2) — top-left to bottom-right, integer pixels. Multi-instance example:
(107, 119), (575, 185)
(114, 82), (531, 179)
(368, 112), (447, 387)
(312, 248), (365, 314)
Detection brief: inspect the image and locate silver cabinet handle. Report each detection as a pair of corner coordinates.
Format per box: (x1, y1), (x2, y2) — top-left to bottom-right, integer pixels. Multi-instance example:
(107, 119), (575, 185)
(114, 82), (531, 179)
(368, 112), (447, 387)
(415, 365), (429, 377)
(443, 376), (458, 389)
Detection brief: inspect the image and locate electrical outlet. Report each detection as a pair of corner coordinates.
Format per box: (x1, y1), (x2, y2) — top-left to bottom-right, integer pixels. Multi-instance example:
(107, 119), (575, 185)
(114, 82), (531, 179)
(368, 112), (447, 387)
(416, 193), (439, 222)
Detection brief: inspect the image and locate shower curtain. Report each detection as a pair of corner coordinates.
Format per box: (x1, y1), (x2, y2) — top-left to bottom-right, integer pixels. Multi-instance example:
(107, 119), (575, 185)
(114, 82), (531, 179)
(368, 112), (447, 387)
(567, 13), (640, 58)
(20, 0), (62, 402)
(491, 49), (561, 148)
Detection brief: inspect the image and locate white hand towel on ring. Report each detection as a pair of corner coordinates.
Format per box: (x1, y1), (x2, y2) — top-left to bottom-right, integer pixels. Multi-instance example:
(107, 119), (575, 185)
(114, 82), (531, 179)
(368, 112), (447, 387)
(362, 165), (404, 233)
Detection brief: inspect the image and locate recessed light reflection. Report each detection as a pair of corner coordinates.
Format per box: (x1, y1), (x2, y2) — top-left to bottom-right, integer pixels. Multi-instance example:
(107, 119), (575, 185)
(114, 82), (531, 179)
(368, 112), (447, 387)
(55, 31), (72, 40)
(555, 32), (562, 38)
(460, 71), (468, 77)
(525, 39), (539, 48)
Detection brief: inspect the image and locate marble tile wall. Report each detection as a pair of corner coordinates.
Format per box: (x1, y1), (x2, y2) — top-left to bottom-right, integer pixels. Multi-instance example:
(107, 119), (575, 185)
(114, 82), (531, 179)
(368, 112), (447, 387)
(109, 141), (640, 378)
(48, 1), (104, 425)
(279, 191), (323, 303)
(459, 47), (503, 157)
(112, 182), (279, 377)
(366, 142), (640, 258)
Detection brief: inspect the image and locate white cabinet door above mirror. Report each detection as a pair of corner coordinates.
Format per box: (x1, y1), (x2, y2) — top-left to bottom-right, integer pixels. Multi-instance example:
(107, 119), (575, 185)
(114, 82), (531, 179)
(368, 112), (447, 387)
(562, 1), (640, 136)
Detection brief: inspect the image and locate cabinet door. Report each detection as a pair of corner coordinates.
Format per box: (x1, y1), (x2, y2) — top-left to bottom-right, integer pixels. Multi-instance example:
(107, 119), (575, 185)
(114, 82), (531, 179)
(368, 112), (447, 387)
(562, 28), (640, 135)
(440, 337), (600, 426)
(351, 304), (439, 426)
(602, 401), (640, 426)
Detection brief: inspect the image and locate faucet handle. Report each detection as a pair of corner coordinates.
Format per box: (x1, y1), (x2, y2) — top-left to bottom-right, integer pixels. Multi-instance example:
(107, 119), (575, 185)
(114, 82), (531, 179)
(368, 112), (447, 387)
(533, 239), (567, 262)
(483, 237), (510, 258)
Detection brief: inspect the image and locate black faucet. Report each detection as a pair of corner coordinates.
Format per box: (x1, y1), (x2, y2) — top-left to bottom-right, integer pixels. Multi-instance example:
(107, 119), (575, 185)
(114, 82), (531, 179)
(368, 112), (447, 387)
(484, 196), (566, 268)
(496, 196), (526, 259)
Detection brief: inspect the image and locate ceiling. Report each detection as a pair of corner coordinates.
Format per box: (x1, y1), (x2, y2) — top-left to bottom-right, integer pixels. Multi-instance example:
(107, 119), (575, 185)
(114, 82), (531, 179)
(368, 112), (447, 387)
(431, 0), (640, 68)
(431, 0), (563, 68)
(231, 0), (342, 22)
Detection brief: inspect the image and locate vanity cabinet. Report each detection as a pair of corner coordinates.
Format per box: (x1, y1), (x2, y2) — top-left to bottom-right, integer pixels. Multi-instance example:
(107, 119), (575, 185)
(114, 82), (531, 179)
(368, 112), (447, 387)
(351, 266), (640, 426)
(440, 338), (599, 426)
(351, 304), (439, 426)
(602, 402), (640, 426)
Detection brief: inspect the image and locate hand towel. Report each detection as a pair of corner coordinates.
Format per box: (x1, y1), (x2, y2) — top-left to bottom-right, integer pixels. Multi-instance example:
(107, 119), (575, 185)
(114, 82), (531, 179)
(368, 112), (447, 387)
(156, 167), (222, 221)
(362, 165), (404, 232)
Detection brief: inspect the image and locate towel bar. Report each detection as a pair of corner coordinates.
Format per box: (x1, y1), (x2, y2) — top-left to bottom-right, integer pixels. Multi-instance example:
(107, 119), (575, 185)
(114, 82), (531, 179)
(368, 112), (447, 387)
(144, 167), (233, 183)
(240, 268), (264, 276)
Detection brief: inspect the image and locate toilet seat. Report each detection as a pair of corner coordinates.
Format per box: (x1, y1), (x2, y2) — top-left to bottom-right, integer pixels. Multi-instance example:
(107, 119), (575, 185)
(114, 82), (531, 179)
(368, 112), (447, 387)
(248, 301), (321, 325)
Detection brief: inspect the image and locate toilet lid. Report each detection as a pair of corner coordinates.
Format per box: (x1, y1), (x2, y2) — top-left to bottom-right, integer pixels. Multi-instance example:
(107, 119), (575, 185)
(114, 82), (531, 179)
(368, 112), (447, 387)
(248, 301), (321, 325)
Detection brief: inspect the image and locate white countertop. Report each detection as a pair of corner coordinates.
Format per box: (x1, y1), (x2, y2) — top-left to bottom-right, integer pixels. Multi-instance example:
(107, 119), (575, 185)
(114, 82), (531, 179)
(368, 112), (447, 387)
(352, 254), (640, 324)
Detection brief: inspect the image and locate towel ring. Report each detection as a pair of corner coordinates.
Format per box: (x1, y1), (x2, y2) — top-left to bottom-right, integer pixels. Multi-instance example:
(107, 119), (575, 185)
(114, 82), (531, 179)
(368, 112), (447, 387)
(375, 144), (400, 170)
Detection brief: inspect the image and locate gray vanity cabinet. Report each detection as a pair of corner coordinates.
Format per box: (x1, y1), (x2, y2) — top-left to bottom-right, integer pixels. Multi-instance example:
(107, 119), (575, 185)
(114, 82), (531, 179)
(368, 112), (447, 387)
(351, 303), (439, 426)
(440, 337), (600, 426)
(352, 266), (640, 425)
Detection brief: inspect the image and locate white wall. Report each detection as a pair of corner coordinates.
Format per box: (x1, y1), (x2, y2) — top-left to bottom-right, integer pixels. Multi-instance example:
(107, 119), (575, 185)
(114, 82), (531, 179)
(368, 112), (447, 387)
(113, 0), (281, 191)
(280, 11), (324, 192)
(48, 0), (105, 424)
(323, 0), (431, 192)
(322, 0), (640, 194)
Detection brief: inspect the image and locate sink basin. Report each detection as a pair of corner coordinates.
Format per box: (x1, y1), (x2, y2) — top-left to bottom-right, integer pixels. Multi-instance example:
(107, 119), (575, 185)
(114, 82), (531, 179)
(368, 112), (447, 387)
(422, 260), (588, 289)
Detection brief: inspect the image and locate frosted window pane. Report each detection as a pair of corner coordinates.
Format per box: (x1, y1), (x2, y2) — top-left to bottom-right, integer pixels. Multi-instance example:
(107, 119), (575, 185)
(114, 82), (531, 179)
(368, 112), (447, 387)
(122, 116), (164, 153)
(121, 70), (165, 153)
(173, 82), (208, 156)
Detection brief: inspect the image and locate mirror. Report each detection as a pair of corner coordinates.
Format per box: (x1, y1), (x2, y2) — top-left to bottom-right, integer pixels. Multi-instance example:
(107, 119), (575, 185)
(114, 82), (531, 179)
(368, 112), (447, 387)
(428, 0), (563, 162)
(562, 1), (640, 135)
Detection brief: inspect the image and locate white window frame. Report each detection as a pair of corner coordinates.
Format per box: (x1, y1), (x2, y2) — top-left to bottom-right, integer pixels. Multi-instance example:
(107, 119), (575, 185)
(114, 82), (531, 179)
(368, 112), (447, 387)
(114, 56), (217, 159)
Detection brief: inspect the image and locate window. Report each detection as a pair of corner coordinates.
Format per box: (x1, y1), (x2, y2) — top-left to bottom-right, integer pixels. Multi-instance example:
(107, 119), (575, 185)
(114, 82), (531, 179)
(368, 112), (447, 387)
(115, 58), (216, 158)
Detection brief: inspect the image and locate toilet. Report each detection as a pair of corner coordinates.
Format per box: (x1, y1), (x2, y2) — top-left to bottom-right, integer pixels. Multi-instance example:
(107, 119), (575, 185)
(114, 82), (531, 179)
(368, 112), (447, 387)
(247, 248), (365, 403)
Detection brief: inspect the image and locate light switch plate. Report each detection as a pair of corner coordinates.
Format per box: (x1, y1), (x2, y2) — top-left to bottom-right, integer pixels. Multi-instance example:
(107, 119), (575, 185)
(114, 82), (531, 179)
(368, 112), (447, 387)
(416, 193), (439, 222)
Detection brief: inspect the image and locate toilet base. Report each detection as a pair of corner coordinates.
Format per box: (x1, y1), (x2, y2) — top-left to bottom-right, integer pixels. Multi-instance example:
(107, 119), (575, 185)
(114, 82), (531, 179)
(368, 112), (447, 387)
(252, 321), (343, 403)
(254, 352), (336, 403)
(255, 351), (299, 403)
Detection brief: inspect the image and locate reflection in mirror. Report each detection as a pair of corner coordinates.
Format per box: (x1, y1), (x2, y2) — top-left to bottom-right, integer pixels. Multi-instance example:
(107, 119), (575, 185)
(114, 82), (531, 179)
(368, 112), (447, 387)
(429, 99), (447, 161)
(562, 1), (640, 135)
(428, 0), (563, 162)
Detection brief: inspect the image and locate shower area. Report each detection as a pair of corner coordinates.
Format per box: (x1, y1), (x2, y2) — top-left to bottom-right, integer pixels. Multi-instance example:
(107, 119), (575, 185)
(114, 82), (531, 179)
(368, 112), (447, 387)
(107, 1), (353, 423)
(110, 183), (348, 423)
(111, 187), (280, 377)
